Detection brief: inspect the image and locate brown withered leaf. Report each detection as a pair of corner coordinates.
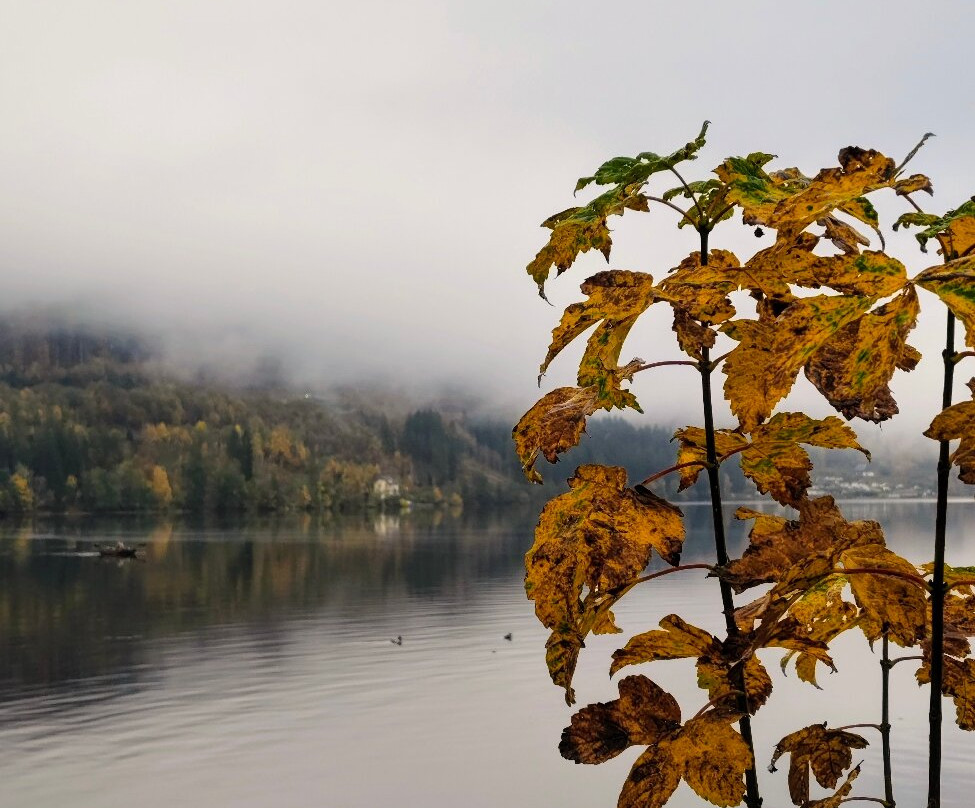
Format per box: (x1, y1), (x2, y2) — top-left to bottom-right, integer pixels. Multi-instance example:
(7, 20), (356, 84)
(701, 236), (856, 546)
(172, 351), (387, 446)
(939, 656), (975, 730)
(526, 465), (684, 700)
(673, 426), (749, 491)
(722, 294), (874, 432)
(611, 614), (719, 675)
(770, 724), (868, 806)
(559, 675), (682, 764)
(657, 249), (743, 324)
(767, 147), (896, 237)
(672, 306), (717, 358)
(513, 386), (612, 483)
(618, 744), (682, 808)
(924, 382), (975, 484)
(696, 654), (773, 716)
(805, 288), (921, 422)
(539, 270), (661, 392)
(804, 763), (861, 808)
(723, 496), (883, 593)
(740, 413), (869, 506)
(839, 544), (926, 646)
(759, 617), (835, 676)
(669, 712), (753, 807)
(916, 256), (975, 348)
(818, 215), (870, 255)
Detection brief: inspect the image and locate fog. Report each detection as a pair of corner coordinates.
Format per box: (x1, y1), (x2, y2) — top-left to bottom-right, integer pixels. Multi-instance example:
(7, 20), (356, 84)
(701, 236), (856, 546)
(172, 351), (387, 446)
(1, 0), (973, 436)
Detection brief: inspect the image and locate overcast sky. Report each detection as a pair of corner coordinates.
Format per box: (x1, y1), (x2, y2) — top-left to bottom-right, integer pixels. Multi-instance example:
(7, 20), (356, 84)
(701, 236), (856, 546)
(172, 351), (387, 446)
(1, 0), (973, 437)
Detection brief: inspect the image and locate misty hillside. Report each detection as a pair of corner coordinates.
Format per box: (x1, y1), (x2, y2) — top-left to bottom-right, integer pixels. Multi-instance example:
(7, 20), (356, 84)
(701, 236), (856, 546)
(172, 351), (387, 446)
(0, 315), (694, 515)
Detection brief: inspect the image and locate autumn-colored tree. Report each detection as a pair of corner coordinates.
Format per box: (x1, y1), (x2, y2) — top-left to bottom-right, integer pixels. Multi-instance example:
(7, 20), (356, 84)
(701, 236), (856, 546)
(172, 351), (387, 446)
(515, 125), (975, 808)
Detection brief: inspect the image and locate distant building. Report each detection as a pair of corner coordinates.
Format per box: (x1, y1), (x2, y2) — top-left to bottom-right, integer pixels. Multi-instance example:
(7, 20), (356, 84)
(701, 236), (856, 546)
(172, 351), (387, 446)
(373, 476), (400, 500)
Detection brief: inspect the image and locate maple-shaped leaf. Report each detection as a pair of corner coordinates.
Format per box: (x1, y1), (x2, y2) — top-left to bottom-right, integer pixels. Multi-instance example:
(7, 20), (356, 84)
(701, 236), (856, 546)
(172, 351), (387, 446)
(802, 763), (861, 808)
(696, 654), (773, 716)
(766, 147), (896, 237)
(673, 426), (749, 490)
(917, 655), (975, 730)
(714, 152), (805, 226)
(916, 256), (975, 349)
(723, 496), (883, 593)
(559, 675), (682, 764)
(739, 413), (868, 506)
(669, 711), (753, 807)
(610, 614), (720, 675)
(782, 576), (860, 686)
(744, 233), (907, 298)
(770, 724), (868, 806)
(513, 386), (623, 483)
(722, 294), (874, 432)
(924, 379), (975, 483)
(805, 287), (921, 422)
(525, 465), (684, 701)
(895, 198), (975, 257)
(527, 184), (650, 296)
(839, 544), (926, 646)
(657, 249), (743, 324)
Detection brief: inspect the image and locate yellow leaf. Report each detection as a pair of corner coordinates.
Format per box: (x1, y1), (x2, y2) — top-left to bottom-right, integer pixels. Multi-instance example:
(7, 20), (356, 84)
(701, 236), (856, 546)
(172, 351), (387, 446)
(767, 147), (895, 237)
(724, 497), (883, 593)
(696, 655), (773, 716)
(670, 712), (753, 807)
(924, 381), (975, 483)
(657, 250), (742, 324)
(722, 295), (873, 432)
(673, 426), (748, 491)
(940, 656), (975, 730)
(559, 675), (682, 764)
(740, 413), (868, 506)
(804, 763), (861, 808)
(818, 215), (870, 255)
(805, 288), (921, 422)
(714, 152), (803, 227)
(527, 185), (650, 295)
(525, 465), (685, 700)
(770, 725), (867, 806)
(610, 614), (719, 675)
(839, 544), (926, 646)
(671, 306), (717, 358)
(915, 256), (975, 349)
(540, 271), (661, 396)
(512, 386), (606, 483)
(618, 744), (682, 808)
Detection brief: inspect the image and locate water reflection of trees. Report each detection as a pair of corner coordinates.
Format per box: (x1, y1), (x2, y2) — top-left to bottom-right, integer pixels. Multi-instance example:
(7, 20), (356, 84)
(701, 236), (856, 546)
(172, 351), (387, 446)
(0, 510), (536, 692)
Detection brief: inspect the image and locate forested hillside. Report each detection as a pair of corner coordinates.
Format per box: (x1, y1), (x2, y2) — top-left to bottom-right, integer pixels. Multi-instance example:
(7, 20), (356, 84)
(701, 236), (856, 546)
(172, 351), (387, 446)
(0, 316), (691, 515)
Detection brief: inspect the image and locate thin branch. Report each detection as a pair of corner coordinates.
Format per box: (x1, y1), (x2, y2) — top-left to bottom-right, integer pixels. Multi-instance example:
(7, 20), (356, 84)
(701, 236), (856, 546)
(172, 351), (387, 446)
(894, 132), (935, 176)
(647, 196), (697, 227)
(623, 563), (714, 590)
(637, 460), (711, 487)
(838, 799), (890, 806)
(889, 655), (924, 668)
(952, 351), (975, 364)
(945, 579), (975, 593)
(709, 350), (733, 372)
(834, 567), (930, 591)
(667, 166), (707, 222)
(632, 359), (698, 374)
(691, 690), (741, 721)
(835, 723), (884, 733)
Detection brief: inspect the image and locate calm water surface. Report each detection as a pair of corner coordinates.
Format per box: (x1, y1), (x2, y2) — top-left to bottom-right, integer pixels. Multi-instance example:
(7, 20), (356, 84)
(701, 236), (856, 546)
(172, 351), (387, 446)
(1, 501), (975, 808)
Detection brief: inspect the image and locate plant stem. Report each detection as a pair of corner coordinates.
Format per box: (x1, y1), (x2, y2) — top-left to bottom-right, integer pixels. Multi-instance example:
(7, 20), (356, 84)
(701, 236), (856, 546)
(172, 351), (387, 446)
(698, 229), (762, 808)
(928, 312), (955, 808)
(881, 624), (895, 808)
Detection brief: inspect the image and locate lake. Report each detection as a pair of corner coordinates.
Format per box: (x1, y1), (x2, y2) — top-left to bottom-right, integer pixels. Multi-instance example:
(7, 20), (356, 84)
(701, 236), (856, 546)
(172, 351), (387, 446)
(1, 500), (974, 808)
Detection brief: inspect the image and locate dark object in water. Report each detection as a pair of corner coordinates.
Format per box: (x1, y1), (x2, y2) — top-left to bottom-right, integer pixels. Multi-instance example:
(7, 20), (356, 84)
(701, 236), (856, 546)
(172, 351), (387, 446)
(390, 635), (403, 645)
(503, 633), (513, 641)
(95, 542), (140, 559)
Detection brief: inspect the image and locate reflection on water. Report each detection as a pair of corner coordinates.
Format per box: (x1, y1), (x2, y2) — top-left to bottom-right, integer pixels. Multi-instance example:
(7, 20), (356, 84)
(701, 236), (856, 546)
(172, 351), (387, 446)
(0, 501), (974, 808)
